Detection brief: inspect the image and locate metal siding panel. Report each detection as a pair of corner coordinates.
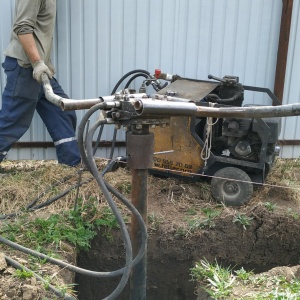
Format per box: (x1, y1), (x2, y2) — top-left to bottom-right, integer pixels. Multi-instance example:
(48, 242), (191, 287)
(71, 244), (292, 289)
(0, 0), (15, 99)
(147, 0), (164, 70)
(135, 0), (149, 69)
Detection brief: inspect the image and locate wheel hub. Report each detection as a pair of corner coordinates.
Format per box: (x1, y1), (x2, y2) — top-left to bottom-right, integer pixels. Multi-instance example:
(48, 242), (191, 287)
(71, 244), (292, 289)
(224, 181), (239, 195)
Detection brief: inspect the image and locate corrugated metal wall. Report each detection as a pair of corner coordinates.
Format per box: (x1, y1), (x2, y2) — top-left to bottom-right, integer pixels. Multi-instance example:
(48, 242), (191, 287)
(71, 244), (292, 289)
(0, 0), (286, 161)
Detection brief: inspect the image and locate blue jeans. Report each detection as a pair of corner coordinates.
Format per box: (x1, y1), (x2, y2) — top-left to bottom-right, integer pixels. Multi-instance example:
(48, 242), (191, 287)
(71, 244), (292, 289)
(0, 57), (81, 166)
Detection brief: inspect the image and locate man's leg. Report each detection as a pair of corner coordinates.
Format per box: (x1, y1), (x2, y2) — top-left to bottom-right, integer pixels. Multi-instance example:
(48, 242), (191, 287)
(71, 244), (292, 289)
(36, 78), (81, 166)
(0, 57), (40, 161)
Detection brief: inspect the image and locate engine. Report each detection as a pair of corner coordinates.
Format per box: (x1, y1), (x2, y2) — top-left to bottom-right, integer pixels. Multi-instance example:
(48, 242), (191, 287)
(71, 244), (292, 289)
(219, 117), (281, 163)
(201, 75), (281, 166)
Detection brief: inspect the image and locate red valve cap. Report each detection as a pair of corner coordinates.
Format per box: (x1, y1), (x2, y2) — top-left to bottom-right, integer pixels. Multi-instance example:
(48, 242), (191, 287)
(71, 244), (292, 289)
(155, 69), (161, 78)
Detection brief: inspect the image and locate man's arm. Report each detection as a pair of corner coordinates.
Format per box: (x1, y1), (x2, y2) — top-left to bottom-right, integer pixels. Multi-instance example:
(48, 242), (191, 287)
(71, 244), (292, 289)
(18, 33), (41, 64)
(18, 33), (52, 82)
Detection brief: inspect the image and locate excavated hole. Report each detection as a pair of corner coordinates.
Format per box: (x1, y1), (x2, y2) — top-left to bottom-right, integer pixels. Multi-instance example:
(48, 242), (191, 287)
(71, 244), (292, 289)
(75, 206), (300, 300)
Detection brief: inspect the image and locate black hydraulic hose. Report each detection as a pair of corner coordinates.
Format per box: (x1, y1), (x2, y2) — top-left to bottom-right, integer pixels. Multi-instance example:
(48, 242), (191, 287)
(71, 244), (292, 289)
(104, 181), (147, 267)
(5, 255), (76, 300)
(207, 92), (243, 104)
(78, 103), (147, 270)
(77, 103), (107, 171)
(0, 174), (86, 220)
(109, 128), (118, 160)
(124, 73), (149, 89)
(85, 119), (133, 299)
(110, 69), (151, 95)
(0, 175), (93, 220)
(26, 175), (74, 209)
(0, 235), (122, 278)
(29, 177), (93, 211)
(93, 124), (105, 156)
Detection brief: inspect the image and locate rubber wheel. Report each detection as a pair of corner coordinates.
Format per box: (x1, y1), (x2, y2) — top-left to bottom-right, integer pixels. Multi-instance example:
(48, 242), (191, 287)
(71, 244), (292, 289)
(211, 167), (253, 207)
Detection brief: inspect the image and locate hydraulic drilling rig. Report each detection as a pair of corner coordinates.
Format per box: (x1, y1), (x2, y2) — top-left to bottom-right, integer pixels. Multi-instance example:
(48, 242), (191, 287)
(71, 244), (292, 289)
(41, 69), (300, 299)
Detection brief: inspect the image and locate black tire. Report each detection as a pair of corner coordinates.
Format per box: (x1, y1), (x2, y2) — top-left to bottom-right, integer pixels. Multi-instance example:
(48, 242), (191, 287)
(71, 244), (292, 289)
(211, 167), (253, 206)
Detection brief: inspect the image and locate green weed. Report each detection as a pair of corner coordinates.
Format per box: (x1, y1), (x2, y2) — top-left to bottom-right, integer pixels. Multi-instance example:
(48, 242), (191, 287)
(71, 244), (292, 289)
(287, 208), (299, 220)
(235, 267), (253, 283)
(185, 207), (222, 233)
(14, 268), (33, 279)
(201, 207), (221, 219)
(191, 259), (235, 299)
(148, 213), (161, 231)
(233, 213), (253, 230)
(264, 202), (277, 212)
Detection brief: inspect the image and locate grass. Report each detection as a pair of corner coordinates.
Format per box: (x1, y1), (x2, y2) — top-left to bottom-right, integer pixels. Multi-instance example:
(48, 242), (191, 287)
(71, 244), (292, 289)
(191, 259), (300, 299)
(176, 206), (223, 236)
(0, 196), (120, 298)
(0, 199), (119, 251)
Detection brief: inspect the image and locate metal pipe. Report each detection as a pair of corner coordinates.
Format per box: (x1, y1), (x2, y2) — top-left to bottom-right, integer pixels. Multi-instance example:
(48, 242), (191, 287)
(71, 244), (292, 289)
(61, 99), (102, 111)
(195, 102), (300, 118)
(42, 74), (63, 108)
(134, 99), (197, 116)
(42, 74), (101, 110)
(42, 74), (148, 111)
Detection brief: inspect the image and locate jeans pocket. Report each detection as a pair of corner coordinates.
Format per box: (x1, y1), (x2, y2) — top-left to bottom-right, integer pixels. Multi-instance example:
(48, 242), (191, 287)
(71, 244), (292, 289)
(2, 57), (18, 71)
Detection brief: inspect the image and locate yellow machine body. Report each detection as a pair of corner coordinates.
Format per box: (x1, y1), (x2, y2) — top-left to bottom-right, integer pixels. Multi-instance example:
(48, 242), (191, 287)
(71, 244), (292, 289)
(150, 78), (219, 177)
(151, 116), (204, 177)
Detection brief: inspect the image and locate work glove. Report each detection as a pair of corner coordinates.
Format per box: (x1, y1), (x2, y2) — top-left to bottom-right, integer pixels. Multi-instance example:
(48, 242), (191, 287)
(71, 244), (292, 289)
(32, 60), (53, 83)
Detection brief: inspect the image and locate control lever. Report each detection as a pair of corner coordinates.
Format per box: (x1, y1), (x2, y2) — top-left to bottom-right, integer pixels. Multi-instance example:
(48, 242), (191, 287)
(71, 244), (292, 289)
(208, 74), (226, 83)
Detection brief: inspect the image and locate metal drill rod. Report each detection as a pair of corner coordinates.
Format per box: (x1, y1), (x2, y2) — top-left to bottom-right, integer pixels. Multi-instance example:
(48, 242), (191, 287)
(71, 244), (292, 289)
(130, 168), (148, 300)
(127, 126), (154, 300)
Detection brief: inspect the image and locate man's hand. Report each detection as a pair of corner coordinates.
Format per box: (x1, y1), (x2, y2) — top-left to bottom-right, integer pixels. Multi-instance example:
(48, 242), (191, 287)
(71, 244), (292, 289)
(32, 60), (52, 83)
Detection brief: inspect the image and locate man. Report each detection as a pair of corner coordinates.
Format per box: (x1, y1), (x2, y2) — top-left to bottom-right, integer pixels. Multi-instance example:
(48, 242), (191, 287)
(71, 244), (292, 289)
(0, 0), (81, 166)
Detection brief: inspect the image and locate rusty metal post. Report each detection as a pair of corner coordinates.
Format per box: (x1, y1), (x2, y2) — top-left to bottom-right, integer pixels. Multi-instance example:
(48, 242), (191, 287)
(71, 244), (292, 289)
(274, 0), (293, 104)
(127, 125), (154, 300)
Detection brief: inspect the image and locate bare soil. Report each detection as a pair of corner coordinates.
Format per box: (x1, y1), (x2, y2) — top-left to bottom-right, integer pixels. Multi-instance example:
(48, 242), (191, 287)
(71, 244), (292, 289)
(0, 159), (300, 299)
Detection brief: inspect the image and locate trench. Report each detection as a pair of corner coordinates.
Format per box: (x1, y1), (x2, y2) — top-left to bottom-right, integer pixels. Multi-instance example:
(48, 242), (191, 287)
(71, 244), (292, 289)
(75, 231), (198, 300)
(74, 206), (300, 300)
